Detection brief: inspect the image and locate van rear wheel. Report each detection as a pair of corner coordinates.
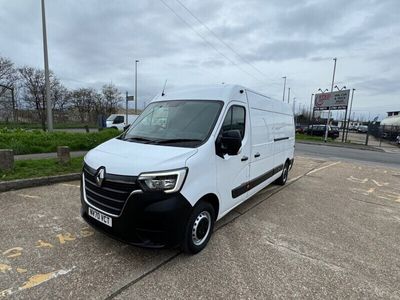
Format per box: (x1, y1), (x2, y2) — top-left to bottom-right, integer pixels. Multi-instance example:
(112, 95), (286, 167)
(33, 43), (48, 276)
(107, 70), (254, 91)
(182, 202), (215, 254)
(276, 161), (289, 185)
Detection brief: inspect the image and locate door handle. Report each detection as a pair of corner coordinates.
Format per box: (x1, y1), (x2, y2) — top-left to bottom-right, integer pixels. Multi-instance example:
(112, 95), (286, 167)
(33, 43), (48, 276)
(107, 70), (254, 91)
(254, 152), (261, 158)
(241, 156), (249, 161)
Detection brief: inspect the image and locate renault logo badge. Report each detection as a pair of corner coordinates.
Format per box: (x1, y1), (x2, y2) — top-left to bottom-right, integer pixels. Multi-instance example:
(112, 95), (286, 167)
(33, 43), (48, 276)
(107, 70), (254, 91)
(96, 167), (105, 187)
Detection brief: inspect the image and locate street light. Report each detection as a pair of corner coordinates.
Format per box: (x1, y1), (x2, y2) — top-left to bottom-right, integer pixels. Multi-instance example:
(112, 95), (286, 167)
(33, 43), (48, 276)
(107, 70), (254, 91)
(41, 0), (53, 131)
(135, 59), (139, 114)
(282, 76), (287, 102)
(318, 88), (329, 93)
(345, 88), (356, 142)
(324, 57), (337, 142)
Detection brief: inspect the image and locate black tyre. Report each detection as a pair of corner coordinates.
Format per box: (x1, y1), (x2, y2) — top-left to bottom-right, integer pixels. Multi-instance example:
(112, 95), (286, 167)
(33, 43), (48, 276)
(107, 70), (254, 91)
(276, 161), (289, 185)
(182, 202), (215, 254)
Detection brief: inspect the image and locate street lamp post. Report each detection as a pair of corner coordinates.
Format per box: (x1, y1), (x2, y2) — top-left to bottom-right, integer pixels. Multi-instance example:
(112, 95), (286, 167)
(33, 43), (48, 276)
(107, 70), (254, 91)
(134, 59), (139, 114)
(41, 0), (53, 131)
(309, 93), (314, 126)
(345, 88), (356, 142)
(324, 58), (337, 142)
(287, 87), (291, 104)
(282, 76), (287, 102)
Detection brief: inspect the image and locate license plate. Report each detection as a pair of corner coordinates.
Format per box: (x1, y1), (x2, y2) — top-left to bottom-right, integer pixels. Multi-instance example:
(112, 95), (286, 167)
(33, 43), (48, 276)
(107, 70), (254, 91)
(88, 207), (112, 227)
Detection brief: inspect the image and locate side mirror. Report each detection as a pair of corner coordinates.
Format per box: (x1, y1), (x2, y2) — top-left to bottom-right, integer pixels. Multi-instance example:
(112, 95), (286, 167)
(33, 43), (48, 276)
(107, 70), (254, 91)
(219, 129), (242, 156)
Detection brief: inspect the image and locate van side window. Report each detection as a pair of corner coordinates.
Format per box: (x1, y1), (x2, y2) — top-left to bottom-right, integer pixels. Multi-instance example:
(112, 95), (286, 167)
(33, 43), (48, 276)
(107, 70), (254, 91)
(220, 105), (245, 140)
(113, 116), (124, 124)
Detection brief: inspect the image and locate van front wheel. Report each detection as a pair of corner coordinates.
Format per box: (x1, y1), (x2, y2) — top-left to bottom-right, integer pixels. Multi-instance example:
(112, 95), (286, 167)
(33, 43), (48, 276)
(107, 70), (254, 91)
(276, 161), (289, 185)
(182, 202), (215, 254)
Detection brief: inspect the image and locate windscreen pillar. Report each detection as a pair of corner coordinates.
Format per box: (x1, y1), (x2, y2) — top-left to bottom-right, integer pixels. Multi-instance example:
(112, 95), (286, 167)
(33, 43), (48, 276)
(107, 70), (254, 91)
(57, 146), (70, 164)
(0, 149), (14, 171)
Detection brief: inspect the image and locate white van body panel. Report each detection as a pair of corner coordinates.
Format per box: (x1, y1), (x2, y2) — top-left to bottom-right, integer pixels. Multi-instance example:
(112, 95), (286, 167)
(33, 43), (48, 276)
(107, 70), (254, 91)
(85, 138), (197, 176)
(84, 84), (294, 222)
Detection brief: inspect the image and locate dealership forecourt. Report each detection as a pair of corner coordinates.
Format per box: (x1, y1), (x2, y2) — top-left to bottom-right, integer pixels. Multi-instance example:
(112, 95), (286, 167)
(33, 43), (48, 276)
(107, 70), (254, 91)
(1, 155), (399, 298)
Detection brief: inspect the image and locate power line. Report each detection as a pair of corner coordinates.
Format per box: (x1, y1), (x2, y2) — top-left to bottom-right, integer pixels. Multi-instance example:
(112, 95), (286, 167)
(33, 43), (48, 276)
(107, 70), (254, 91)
(174, 0), (271, 80)
(158, 0), (266, 84)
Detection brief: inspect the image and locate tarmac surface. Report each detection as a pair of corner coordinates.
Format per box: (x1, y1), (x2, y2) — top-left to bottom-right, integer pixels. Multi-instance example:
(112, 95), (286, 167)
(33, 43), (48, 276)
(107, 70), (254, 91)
(1, 156), (399, 299)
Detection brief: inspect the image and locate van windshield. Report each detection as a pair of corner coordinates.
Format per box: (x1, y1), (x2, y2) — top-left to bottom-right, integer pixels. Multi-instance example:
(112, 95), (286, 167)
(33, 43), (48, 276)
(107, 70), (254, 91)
(120, 100), (223, 147)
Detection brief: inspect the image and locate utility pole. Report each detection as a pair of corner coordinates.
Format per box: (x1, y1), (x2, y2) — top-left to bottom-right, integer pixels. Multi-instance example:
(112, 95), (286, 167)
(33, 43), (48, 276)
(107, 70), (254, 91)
(134, 59), (139, 114)
(324, 58), (337, 142)
(287, 87), (291, 104)
(41, 0), (53, 131)
(282, 76), (287, 102)
(309, 93), (314, 126)
(345, 88), (355, 142)
(125, 91), (128, 126)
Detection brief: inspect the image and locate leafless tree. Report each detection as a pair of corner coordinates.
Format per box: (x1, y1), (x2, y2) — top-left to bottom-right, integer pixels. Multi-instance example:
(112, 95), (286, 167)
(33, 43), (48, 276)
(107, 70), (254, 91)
(101, 83), (122, 115)
(0, 56), (19, 122)
(70, 88), (96, 123)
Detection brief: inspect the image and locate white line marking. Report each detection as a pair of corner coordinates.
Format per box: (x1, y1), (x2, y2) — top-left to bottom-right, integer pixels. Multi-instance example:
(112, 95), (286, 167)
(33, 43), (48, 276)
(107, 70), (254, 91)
(17, 194), (40, 199)
(306, 161), (341, 175)
(61, 183), (80, 188)
(287, 175), (302, 183)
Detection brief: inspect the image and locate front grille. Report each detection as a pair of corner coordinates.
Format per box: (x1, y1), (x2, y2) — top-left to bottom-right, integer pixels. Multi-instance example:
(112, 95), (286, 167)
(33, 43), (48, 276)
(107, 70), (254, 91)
(83, 164), (138, 215)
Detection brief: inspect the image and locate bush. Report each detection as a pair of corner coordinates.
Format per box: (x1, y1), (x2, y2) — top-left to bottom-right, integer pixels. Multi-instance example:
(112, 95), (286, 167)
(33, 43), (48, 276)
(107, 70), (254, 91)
(0, 128), (120, 155)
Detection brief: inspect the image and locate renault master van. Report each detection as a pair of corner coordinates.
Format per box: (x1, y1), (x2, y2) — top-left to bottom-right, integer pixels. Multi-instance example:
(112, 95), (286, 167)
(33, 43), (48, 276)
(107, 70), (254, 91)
(81, 85), (295, 254)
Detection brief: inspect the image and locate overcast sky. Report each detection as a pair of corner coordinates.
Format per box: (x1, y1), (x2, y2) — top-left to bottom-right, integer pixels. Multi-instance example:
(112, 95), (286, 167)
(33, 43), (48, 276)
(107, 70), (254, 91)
(1, 0), (399, 120)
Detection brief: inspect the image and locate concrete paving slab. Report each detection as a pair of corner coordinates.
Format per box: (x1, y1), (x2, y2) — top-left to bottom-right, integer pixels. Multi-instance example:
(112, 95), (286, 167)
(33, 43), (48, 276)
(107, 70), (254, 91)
(0, 181), (177, 299)
(113, 160), (400, 299)
(1, 156), (399, 299)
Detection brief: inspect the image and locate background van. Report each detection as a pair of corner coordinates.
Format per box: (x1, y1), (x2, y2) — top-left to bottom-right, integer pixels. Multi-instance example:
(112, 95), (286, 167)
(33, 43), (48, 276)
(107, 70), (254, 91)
(106, 114), (138, 131)
(81, 85), (295, 253)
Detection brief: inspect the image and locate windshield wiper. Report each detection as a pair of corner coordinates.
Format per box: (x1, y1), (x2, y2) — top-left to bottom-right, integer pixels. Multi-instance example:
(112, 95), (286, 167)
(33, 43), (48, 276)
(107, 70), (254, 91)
(155, 138), (202, 144)
(124, 136), (154, 143)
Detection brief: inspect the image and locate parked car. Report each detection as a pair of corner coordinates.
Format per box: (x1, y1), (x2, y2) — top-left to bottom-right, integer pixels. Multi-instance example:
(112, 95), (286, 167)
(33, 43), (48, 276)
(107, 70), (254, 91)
(295, 125), (307, 134)
(81, 85), (295, 254)
(357, 125), (368, 133)
(305, 124), (339, 139)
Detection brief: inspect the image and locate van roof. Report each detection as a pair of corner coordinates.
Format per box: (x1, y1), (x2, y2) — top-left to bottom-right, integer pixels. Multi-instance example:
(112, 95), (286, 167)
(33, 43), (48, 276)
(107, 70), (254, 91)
(151, 84), (275, 103)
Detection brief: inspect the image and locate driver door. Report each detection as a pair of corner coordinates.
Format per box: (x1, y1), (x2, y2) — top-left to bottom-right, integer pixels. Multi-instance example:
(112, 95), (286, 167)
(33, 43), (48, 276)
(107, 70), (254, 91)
(215, 103), (251, 213)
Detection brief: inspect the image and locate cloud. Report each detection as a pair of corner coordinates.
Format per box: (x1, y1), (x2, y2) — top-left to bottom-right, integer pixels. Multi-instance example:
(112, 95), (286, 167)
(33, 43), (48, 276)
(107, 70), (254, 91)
(0, 0), (399, 114)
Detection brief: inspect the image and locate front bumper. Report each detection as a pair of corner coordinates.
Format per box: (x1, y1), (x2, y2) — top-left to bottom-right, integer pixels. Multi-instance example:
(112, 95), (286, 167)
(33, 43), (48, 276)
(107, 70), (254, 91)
(80, 178), (192, 248)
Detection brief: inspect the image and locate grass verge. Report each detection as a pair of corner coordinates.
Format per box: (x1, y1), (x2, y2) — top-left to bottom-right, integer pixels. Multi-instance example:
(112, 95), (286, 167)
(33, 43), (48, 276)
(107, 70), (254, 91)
(0, 156), (83, 181)
(0, 122), (97, 130)
(296, 133), (334, 142)
(0, 128), (119, 155)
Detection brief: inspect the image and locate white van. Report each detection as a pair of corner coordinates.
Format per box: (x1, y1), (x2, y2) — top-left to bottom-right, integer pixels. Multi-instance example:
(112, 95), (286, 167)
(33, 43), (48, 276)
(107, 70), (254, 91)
(81, 85), (295, 253)
(106, 114), (139, 131)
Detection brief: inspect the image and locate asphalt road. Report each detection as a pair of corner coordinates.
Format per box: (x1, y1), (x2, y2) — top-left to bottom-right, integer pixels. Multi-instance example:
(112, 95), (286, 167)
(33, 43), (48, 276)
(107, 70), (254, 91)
(296, 142), (400, 167)
(1, 156), (399, 299)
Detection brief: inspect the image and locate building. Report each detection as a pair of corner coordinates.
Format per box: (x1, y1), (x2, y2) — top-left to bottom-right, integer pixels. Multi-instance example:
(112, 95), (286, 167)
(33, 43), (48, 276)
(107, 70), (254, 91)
(381, 111), (400, 126)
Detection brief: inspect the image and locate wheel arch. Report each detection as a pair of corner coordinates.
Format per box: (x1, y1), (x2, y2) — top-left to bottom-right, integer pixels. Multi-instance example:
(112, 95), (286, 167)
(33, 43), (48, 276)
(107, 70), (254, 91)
(197, 193), (220, 220)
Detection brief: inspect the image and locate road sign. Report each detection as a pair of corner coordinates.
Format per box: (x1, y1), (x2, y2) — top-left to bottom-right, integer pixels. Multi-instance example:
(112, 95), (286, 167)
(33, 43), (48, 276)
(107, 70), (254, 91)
(314, 90), (350, 110)
(127, 96), (134, 101)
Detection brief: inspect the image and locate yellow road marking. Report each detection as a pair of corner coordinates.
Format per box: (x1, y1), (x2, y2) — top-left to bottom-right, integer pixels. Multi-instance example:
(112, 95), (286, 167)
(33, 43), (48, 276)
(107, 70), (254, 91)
(0, 268), (75, 298)
(56, 233), (76, 244)
(0, 264), (12, 273)
(2, 247), (23, 258)
(80, 227), (94, 237)
(36, 240), (54, 248)
(16, 268), (27, 273)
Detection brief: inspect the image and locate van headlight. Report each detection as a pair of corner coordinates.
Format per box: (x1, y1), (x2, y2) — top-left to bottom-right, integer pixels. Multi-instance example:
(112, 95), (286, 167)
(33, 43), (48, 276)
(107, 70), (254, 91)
(137, 168), (188, 193)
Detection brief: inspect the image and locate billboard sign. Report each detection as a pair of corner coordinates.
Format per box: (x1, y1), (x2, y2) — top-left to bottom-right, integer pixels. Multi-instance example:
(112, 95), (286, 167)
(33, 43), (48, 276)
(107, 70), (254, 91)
(314, 90), (350, 110)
